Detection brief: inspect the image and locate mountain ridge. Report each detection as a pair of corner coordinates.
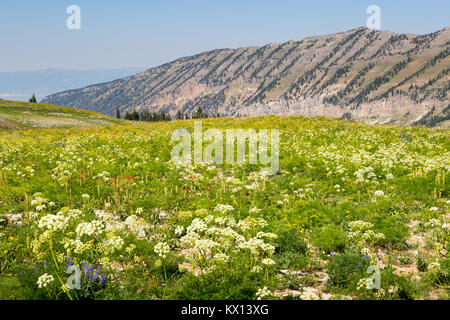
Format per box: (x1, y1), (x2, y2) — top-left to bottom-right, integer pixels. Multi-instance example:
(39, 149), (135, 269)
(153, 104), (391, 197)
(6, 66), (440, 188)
(42, 27), (450, 126)
(0, 67), (146, 102)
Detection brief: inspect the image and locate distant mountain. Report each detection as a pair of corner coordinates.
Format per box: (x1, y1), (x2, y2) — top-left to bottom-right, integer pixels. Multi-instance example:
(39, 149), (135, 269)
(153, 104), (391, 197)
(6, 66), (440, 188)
(0, 67), (146, 102)
(42, 27), (449, 126)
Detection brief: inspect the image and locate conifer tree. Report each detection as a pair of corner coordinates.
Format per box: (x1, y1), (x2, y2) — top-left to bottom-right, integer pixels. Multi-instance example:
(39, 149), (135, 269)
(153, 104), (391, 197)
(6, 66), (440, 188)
(29, 94), (37, 103)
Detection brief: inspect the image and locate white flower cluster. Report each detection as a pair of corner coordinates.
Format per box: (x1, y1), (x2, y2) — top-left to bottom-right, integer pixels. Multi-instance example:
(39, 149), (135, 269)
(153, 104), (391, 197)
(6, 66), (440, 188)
(256, 287), (272, 300)
(237, 216), (268, 232)
(95, 171), (111, 182)
(348, 221), (374, 231)
(214, 216), (236, 227)
(154, 242), (170, 258)
(261, 258), (275, 265)
(212, 253), (229, 263)
(75, 220), (104, 237)
(31, 194), (48, 212)
(179, 214), (276, 273)
(30, 193), (47, 207)
(424, 218), (442, 229)
(186, 218), (208, 233)
(174, 225), (185, 236)
(249, 207), (261, 214)
(63, 239), (93, 255)
(428, 261), (440, 271)
(238, 237), (275, 255)
(214, 204), (234, 214)
(3, 213), (24, 226)
(374, 190), (385, 197)
(99, 236), (124, 254)
(125, 215), (149, 239)
(356, 277), (374, 291)
(251, 266), (263, 273)
(354, 166), (377, 183)
(256, 232), (278, 239)
(348, 220), (385, 245)
(38, 214), (70, 232)
(37, 273), (54, 288)
(65, 209), (83, 219)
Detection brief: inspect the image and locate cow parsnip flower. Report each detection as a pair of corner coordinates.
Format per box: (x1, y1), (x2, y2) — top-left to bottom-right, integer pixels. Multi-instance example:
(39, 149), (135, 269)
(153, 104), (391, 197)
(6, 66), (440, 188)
(154, 242), (170, 259)
(37, 273), (54, 288)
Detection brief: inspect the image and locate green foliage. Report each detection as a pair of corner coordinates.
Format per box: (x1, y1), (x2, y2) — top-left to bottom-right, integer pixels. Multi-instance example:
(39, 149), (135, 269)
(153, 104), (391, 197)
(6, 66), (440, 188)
(416, 254), (428, 273)
(327, 252), (369, 289)
(370, 215), (409, 246)
(310, 224), (347, 253)
(275, 228), (308, 255)
(171, 266), (267, 300)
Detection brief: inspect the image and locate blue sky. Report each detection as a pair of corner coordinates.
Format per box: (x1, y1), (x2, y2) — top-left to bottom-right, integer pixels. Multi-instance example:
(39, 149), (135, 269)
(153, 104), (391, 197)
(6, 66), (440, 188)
(1, 0), (449, 72)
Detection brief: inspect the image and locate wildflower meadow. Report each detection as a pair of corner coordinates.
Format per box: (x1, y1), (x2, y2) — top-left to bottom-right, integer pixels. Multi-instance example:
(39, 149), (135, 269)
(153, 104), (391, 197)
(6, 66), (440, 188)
(0, 116), (448, 300)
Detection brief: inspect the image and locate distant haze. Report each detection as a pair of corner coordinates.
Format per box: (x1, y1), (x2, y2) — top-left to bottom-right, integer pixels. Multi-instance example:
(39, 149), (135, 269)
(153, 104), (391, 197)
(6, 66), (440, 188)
(0, 67), (146, 102)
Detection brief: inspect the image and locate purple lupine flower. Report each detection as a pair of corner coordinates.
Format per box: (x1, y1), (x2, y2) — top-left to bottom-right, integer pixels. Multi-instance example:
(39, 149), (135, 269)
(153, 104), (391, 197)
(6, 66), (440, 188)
(99, 274), (107, 287)
(66, 256), (74, 268)
(357, 262), (362, 268)
(43, 260), (49, 267)
(86, 265), (94, 283)
(93, 266), (101, 281)
(362, 255), (369, 261)
(82, 261), (88, 275)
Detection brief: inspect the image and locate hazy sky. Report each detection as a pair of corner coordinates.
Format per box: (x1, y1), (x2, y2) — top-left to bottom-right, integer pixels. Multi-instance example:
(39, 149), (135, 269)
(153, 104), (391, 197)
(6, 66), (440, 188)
(1, 0), (449, 72)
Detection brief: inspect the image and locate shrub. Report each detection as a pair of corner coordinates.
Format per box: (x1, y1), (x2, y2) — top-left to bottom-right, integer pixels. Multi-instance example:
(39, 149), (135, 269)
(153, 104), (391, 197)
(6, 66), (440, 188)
(327, 252), (369, 289)
(275, 228), (308, 255)
(310, 224), (347, 253)
(171, 267), (263, 300)
(370, 216), (409, 246)
(416, 254), (428, 272)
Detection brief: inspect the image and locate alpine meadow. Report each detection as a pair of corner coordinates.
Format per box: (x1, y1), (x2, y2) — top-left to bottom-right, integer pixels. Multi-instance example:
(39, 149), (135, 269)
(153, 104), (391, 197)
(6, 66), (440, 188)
(0, 99), (448, 300)
(0, 1), (449, 305)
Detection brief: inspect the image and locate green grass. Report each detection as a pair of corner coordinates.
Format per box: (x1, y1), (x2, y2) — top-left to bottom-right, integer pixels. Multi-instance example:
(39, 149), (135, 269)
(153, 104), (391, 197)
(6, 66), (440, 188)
(0, 100), (123, 129)
(0, 274), (24, 300)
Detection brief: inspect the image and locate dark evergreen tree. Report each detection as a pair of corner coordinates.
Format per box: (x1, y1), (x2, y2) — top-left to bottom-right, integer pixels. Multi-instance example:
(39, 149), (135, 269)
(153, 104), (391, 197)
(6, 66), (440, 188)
(132, 110), (139, 121)
(140, 110), (151, 121)
(194, 107), (205, 119)
(29, 94), (37, 103)
(116, 107), (121, 119)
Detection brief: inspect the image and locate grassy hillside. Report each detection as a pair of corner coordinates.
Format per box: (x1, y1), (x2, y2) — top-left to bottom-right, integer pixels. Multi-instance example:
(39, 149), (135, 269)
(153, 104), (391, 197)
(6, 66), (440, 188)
(0, 100), (122, 130)
(0, 116), (449, 300)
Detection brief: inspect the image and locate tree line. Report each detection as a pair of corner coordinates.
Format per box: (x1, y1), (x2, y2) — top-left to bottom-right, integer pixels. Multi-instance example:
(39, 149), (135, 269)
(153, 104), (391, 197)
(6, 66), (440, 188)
(116, 107), (221, 122)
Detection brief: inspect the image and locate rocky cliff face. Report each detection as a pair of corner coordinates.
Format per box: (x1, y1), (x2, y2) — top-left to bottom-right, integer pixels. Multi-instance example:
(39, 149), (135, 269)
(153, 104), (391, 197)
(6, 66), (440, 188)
(42, 27), (450, 126)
